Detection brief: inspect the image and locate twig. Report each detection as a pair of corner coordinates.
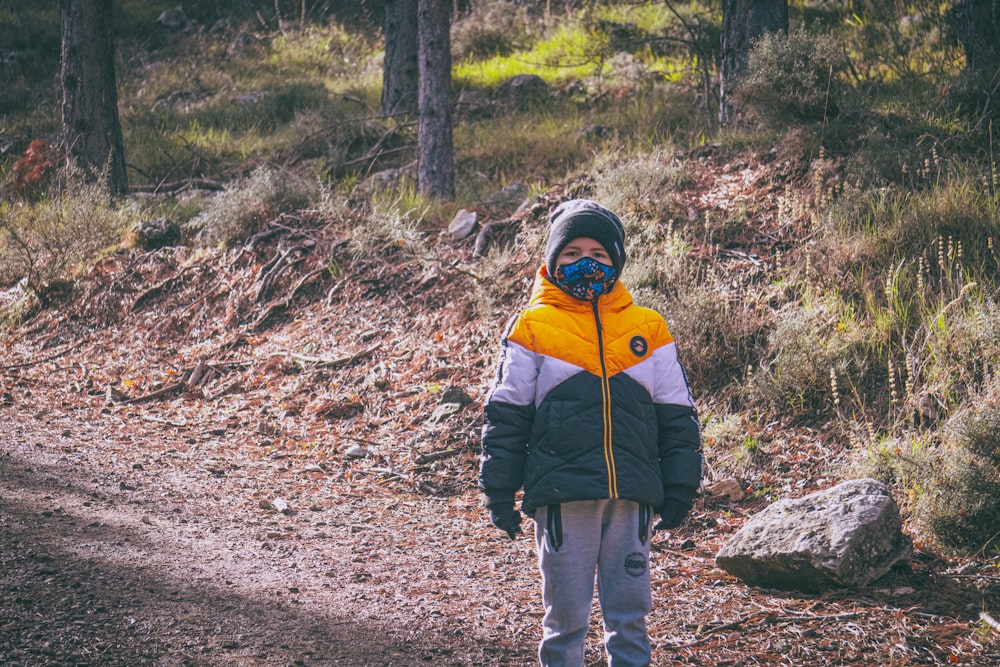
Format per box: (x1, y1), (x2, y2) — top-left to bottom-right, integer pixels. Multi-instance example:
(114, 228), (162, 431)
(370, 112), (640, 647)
(251, 267), (328, 331)
(664, 611), (769, 648)
(284, 341), (382, 368)
(368, 467), (411, 480)
(338, 434), (385, 448)
(661, 610), (862, 650)
(140, 414), (188, 428)
(131, 264), (201, 312)
(412, 449), (462, 464)
(939, 574), (1000, 581)
(1, 340), (84, 372)
(770, 611), (860, 623)
(122, 381), (187, 405)
(131, 177), (224, 194)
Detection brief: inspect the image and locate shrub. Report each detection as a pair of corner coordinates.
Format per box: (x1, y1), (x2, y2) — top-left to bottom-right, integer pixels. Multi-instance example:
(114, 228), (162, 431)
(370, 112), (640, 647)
(452, 1), (535, 61)
(337, 184), (433, 261)
(920, 390), (1000, 551)
(734, 27), (849, 127)
(11, 139), (56, 198)
(858, 383), (1000, 553)
(0, 167), (142, 304)
(742, 291), (875, 419)
(187, 166), (315, 247)
(590, 147), (687, 224)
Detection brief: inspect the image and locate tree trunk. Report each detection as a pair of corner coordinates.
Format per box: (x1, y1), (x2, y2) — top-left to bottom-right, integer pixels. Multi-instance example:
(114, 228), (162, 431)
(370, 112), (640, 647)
(719, 0), (788, 127)
(417, 0), (454, 200)
(951, 0), (1000, 72)
(60, 0), (127, 196)
(381, 0), (419, 117)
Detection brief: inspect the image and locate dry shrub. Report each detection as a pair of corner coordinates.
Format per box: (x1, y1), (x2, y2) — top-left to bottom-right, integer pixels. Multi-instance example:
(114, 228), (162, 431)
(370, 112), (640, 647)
(849, 377), (1000, 553)
(590, 147), (687, 226)
(742, 293), (873, 418)
(0, 168), (141, 303)
(734, 27), (848, 127)
(920, 385), (1000, 552)
(451, 0), (534, 61)
(187, 166), (315, 247)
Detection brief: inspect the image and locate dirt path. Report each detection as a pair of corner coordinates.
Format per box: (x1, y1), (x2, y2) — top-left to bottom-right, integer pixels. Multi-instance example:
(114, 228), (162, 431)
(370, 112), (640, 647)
(4, 368), (999, 667)
(0, 405), (537, 666)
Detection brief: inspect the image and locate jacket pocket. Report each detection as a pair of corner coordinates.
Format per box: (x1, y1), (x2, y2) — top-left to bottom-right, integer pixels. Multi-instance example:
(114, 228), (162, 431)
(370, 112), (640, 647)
(544, 400), (564, 455)
(644, 403), (659, 459)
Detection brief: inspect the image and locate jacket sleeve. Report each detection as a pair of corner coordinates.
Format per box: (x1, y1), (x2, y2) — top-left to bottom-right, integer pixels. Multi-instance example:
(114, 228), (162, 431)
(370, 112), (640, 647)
(651, 332), (703, 504)
(479, 314), (537, 507)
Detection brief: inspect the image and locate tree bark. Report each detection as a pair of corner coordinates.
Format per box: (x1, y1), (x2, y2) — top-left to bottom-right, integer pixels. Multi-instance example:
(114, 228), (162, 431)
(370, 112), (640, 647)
(381, 0), (419, 117)
(60, 0), (127, 196)
(950, 0), (1000, 72)
(719, 0), (788, 127)
(417, 0), (454, 200)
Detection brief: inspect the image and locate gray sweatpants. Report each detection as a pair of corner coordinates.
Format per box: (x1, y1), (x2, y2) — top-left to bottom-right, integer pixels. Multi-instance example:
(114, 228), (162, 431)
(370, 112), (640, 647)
(533, 499), (654, 667)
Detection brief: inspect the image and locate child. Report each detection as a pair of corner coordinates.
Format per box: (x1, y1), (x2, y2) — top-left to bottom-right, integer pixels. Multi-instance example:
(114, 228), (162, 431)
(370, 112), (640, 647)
(479, 198), (703, 667)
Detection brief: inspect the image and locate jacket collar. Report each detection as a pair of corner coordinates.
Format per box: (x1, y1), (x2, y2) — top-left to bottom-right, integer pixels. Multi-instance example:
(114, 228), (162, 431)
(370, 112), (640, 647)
(528, 265), (633, 313)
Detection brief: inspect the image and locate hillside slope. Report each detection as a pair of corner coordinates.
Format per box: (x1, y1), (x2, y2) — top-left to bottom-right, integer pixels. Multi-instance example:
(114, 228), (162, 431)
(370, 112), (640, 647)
(1, 155), (998, 665)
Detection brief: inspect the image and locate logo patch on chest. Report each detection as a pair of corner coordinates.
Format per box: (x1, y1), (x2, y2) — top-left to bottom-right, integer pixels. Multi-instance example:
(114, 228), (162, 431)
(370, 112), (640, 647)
(629, 336), (648, 357)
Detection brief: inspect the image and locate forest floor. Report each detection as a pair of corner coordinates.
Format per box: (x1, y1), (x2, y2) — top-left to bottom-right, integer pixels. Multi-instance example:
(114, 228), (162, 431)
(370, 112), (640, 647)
(2, 153), (1000, 666)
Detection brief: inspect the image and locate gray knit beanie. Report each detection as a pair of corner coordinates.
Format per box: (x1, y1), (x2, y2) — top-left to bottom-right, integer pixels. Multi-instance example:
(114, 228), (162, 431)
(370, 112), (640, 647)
(545, 199), (626, 277)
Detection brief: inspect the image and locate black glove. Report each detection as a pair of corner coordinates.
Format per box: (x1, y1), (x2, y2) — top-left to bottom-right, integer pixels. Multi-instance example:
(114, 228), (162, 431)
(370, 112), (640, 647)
(654, 499), (690, 530)
(489, 503), (522, 540)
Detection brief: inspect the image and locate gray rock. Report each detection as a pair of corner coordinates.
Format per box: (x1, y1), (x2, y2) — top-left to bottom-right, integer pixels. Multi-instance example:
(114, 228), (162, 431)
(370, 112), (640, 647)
(157, 5), (187, 30)
(455, 89), (494, 119)
(493, 74), (549, 110)
(133, 218), (181, 249)
(715, 478), (912, 591)
(486, 182), (529, 212)
(448, 208), (478, 240)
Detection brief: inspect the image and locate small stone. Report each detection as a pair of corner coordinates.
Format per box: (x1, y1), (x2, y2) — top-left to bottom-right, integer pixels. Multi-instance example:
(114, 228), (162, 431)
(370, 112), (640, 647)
(270, 498), (289, 513)
(448, 208), (478, 240)
(345, 443), (367, 458)
(704, 478), (746, 502)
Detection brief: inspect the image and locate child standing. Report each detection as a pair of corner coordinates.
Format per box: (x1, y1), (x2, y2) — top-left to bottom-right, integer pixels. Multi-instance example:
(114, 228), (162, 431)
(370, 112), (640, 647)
(479, 198), (703, 667)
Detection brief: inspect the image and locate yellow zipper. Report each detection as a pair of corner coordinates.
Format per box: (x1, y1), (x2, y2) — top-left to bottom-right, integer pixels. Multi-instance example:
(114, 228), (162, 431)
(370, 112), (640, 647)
(593, 300), (618, 498)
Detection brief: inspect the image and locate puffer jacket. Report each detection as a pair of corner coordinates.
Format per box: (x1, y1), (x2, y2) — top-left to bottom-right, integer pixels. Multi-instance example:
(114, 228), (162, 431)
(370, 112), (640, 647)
(479, 266), (702, 515)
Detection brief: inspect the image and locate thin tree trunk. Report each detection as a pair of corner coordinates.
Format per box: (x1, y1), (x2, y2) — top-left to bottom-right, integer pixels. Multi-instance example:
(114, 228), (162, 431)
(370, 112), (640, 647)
(417, 0), (454, 200)
(60, 0), (127, 196)
(381, 0), (419, 117)
(719, 0), (788, 127)
(952, 0), (1000, 72)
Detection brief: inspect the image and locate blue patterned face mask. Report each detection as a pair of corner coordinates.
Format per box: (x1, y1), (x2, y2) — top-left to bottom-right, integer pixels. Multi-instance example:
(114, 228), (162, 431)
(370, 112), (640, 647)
(552, 257), (618, 301)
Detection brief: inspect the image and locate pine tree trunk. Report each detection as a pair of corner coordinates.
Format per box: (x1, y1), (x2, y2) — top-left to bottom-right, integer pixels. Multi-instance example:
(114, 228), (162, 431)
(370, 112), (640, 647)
(417, 0), (454, 200)
(381, 0), (419, 117)
(719, 0), (788, 127)
(60, 0), (127, 196)
(952, 0), (1000, 72)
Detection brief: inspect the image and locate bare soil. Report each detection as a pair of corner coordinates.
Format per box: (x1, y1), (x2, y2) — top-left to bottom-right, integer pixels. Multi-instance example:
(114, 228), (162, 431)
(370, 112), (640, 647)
(2, 164), (1000, 666)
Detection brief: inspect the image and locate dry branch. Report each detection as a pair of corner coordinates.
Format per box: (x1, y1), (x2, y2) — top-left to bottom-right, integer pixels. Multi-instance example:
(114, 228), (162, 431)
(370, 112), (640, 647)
(131, 177), (224, 194)
(140, 414), (188, 428)
(412, 449), (462, 464)
(131, 265), (200, 312)
(284, 341), (382, 368)
(251, 266), (329, 331)
(1, 340), (83, 372)
(122, 380), (186, 405)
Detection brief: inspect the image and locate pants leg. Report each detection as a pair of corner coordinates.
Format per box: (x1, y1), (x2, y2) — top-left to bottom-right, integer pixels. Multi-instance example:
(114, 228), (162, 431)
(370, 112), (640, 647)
(535, 501), (602, 667)
(597, 500), (653, 667)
